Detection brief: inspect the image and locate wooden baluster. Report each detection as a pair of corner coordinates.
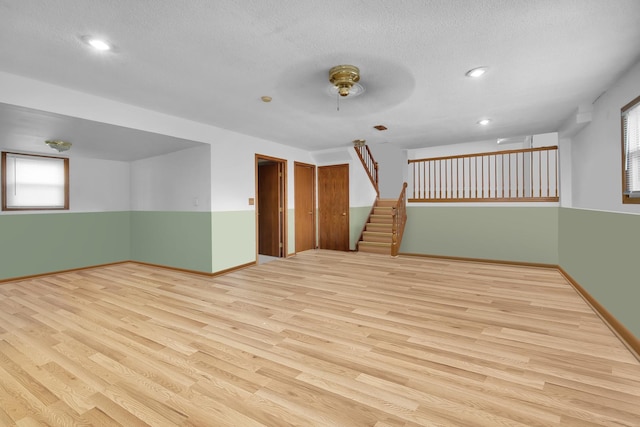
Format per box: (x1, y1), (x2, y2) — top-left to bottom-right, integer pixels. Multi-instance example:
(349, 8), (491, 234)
(538, 150), (542, 198)
(530, 150), (533, 198)
(501, 154), (505, 198)
(475, 157), (478, 199)
(481, 155), (485, 198)
(487, 155), (491, 198)
(462, 157), (465, 199)
(427, 162), (435, 198)
(554, 149), (558, 197)
(508, 152), (512, 198)
(521, 151), (525, 198)
(546, 150), (550, 198)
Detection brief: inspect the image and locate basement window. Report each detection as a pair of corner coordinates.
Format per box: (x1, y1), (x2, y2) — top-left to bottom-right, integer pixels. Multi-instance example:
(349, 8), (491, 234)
(1, 152), (69, 211)
(622, 95), (640, 204)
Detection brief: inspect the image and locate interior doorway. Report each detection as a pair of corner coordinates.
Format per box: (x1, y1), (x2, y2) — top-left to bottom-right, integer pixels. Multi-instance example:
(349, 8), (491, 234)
(294, 162), (316, 253)
(256, 155), (287, 261)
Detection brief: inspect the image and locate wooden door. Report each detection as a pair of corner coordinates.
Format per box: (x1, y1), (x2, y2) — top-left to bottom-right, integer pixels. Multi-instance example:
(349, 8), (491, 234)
(295, 162), (316, 252)
(318, 164), (349, 251)
(258, 162), (281, 256)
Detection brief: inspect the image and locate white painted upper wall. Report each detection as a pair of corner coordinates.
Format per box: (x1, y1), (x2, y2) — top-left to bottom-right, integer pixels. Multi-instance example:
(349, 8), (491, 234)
(71, 158), (130, 212)
(571, 59), (640, 215)
(367, 143), (408, 199)
(311, 147), (378, 208)
(0, 153), (130, 214)
(131, 145), (211, 211)
(408, 133), (558, 160)
(211, 135), (316, 212)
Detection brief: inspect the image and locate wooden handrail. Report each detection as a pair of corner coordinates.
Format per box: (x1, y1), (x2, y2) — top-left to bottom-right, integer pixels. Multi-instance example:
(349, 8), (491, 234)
(408, 146), (558, 202)
(391, 182), (408, 257)
(354, 145), (379, 196)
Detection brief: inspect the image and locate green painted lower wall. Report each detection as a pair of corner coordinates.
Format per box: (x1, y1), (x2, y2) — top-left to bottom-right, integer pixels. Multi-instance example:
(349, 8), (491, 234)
(4, 205), (635, 342)
(131, 211), (212, 273)
(211, 210), (255, 272)
(559, 208), (640, 339)
(288, 208), (295, 254)
(401, 206), (559, 264)
(350, 206), (373, 250)
(0, 211), (130, 280)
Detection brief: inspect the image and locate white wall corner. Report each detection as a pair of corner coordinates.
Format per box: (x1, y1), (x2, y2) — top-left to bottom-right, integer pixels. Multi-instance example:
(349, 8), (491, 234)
(558, 138), (573, 208)
(558, 104), (593, 139)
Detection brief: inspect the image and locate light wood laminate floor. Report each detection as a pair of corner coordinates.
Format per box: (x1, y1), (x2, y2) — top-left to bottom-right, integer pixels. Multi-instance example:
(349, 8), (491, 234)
(0, 250), (638, 426)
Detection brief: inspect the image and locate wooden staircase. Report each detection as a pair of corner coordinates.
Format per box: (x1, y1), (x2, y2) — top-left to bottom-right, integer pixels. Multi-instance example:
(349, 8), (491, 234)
(358, 198), (399, 254)
(353, 143), (408, 256)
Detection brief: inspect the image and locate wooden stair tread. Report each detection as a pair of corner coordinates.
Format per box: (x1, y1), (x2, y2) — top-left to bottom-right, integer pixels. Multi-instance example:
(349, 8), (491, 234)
(359, 241), (391, 247)
(357, 196), (401, 255)
(365, 223), (392, 231)
(362, 231), (393, 243)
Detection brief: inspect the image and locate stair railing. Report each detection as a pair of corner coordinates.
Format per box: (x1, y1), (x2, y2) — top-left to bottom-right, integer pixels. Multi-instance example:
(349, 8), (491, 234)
(391, 182), (408, 257)
(354, 145), (379, 196)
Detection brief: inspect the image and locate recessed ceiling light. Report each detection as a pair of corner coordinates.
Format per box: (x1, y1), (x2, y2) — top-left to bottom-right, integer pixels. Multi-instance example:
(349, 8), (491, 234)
(477, 119), (491, 126)
(88, 38), (111, 51)
(261, 96), (272, 103)
(466, 67), (487, 78)
(81, 36), (112, 51)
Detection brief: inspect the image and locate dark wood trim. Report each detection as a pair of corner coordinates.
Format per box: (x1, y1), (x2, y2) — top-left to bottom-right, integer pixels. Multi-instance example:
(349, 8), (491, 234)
(2, 245), (636, 358)
(398, 252), (559, 269)
(621, 94), (640, 204)
(558, 267), (640, 360)
(0, 260), (258, 283)
(294, 161), (317, 253)
(1, 151), (6, 210)
(399, 251), (639, 361)
(408, 145), (558, 163)
(131, 260), (256, 277)
(255, 154), (288, 258)
(408, 197), (559, 203)
(353, 145), (379, 196)
(2, 251), (637, 360)
(622, 93), (640, 112)
(0, 261), (128, 284)
(408, 146), (559, 203)
(1, 151), (70, 211)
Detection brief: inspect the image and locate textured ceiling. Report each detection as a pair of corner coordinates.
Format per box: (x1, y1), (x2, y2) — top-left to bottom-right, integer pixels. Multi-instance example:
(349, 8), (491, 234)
(1, 0), (640, 158)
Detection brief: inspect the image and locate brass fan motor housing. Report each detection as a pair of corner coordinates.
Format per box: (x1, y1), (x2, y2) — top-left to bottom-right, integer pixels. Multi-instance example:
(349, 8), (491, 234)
(329, 65), (360, 97)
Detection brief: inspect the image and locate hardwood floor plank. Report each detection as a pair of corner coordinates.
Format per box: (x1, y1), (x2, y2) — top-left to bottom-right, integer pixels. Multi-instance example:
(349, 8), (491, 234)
(0, 250), (638, 426)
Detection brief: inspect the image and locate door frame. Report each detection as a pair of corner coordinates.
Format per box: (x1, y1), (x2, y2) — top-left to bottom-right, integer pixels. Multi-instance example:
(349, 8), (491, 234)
(318, 163), (350, 251)
(255, 154), (287, 260)
(294, 161), (317, 253)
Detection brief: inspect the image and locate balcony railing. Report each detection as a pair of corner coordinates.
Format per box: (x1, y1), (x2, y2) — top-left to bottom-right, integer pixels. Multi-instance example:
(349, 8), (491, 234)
(408, 146), (559, 202)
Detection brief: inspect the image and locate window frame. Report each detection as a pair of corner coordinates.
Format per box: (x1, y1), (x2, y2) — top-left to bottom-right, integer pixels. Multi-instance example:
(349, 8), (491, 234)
(1, 151), (70, 211)
(622, 94), (640, 205)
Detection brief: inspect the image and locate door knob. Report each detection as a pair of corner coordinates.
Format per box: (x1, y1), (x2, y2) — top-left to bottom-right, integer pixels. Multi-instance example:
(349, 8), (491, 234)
(341, 212), (346, 216)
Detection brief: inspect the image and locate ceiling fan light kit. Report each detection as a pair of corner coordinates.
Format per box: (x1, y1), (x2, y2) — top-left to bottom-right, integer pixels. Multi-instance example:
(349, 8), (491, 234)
(329, 64), (360, 97)
(352, 139), (366, 147)
(45, 139), (72, 152)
